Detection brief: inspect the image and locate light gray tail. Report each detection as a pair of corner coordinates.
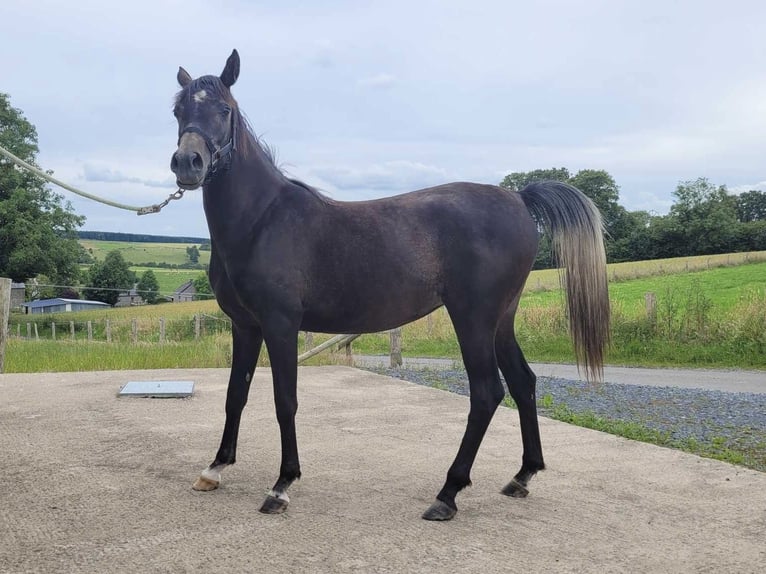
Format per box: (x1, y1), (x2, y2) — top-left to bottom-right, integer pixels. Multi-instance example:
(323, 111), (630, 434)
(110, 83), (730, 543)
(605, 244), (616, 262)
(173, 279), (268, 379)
(519, 181), (610, 381)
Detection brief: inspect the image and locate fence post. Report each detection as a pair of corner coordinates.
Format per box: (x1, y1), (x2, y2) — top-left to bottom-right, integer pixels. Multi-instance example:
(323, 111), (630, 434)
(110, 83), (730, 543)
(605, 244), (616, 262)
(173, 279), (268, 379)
(70, 321), (75, 340)
(106, 319), (111, 343)
(304, 332), (314, 351)
(131, 318), (138, 344)
(390, 327), (402, 368)
(159, 318), (165, 344)
(426, 313), (434, 337)
(194, 314), (200, 340)
(27, 323), (31, 339)
(86, 321), (92, 342)
(51, 322), (56, 340)
(645, 292), (657, 325)
(0, 277), (11, 373)
(343, 339), (354, 366)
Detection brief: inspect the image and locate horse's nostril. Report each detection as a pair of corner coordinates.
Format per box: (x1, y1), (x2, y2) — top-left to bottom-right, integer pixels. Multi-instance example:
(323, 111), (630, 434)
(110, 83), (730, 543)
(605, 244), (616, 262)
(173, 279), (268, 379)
(170, 153), (179, 173)
(192, 153), (203, 171)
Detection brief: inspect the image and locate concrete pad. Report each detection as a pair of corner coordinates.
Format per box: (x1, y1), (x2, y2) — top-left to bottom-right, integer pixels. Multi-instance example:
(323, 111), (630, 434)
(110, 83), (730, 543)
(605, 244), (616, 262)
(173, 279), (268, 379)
(1, 367), (764, 573)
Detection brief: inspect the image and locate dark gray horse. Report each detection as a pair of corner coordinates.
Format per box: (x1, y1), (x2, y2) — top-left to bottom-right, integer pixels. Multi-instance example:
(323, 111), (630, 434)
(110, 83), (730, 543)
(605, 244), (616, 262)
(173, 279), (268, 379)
(170, 50), (610, 521)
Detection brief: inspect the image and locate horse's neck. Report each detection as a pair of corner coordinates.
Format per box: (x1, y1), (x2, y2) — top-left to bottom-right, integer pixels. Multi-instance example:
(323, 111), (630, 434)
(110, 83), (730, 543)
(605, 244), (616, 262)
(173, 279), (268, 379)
(202, 149), (284, 245)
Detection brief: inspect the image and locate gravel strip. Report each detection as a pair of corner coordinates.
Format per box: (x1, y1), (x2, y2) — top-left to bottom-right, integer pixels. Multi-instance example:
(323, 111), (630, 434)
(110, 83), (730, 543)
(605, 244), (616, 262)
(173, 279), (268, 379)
(363, 365), (766, 471)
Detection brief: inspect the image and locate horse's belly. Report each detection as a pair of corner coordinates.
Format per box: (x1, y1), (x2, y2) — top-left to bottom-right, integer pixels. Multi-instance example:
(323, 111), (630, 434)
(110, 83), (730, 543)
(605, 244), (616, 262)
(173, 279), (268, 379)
(300, 291), (441, 334)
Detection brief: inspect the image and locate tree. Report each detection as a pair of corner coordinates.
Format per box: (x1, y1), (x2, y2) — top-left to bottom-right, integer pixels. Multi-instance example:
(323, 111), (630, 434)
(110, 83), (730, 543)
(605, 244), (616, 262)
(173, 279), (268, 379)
(137, 269), (161, 304)
(0, 93), (84, 283)
(740, 220), (766, 251)
(186, 245), (200, 263)
(192, 271), (213, 301)
(736, 190), (766, 223)
(568, 170), (623, 229)
(77, 244), (95, 264)
(607, 210), (652, 262)
(58, 287), (80, 299)
(84, 251), (135, 305)
(669, 178), (739, 255)
(500, 167), (570, 191)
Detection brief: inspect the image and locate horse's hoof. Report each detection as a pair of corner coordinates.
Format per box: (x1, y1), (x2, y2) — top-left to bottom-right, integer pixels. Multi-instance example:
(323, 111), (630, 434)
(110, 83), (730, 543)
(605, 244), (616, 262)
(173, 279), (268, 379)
(192, 476), (220, 491)
(259, 495), (289, 514)
(501, 478), (529, 498)
(422, 499), (457, 521)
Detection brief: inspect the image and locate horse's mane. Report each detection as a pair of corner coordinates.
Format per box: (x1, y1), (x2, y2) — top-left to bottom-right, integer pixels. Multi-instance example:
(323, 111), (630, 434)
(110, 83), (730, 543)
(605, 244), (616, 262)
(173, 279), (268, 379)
(239, 116), (333, 204)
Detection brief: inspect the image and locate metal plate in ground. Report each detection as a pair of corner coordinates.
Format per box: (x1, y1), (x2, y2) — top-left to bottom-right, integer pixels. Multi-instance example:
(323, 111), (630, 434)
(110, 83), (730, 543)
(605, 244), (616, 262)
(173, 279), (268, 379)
(118, 381), (194, 398)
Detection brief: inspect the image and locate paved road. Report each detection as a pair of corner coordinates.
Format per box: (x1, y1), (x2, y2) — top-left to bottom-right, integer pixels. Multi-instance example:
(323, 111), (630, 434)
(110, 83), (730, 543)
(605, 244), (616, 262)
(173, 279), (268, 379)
(354, 355), (766, 394)
(1, 367), (764, 573)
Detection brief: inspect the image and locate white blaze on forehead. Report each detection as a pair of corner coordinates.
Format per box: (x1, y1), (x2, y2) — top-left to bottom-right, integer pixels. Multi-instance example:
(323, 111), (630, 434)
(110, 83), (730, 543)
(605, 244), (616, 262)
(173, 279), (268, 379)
(193, 90), (207, 103)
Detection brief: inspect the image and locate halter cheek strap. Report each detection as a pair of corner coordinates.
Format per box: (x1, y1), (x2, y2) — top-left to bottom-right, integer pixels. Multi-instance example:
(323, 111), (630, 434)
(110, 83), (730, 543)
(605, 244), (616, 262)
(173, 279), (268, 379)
(178, 116), (237, 172)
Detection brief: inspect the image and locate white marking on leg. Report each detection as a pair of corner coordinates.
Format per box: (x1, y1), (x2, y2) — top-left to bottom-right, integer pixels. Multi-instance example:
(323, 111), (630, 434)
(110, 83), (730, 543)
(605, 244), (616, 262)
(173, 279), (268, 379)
(267, 489), (290, 503)
(201, 464), (227, 483)
(193, 89), (207, 103)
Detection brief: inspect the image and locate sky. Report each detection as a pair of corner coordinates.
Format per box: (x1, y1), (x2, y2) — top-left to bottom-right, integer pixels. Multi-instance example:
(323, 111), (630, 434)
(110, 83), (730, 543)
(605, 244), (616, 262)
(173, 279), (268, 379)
(2, 0), (766, 238)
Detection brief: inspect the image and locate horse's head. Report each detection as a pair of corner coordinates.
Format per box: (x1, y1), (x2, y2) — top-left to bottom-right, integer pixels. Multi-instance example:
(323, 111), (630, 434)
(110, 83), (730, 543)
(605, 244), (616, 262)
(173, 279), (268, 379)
(170, 49), (240, 190)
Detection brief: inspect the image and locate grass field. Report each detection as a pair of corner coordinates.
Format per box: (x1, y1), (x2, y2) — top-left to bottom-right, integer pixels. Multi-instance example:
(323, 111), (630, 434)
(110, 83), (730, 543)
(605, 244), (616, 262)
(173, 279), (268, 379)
(80, 239), (211, 266)
(80, 240), (765, 305)
(523, 260), (766, 311)
(130, 267), (211, 297)
(7, 252), (766, 372)
(81, 240), (764, 292)
(79, 239), (213, 298)
(523, 251), (766, 292)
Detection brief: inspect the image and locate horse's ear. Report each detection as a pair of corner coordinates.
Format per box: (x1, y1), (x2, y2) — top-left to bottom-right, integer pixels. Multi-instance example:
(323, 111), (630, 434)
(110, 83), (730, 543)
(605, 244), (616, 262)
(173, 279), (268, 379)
(177, 67), (193, 87)
(220, 49), (240, 88)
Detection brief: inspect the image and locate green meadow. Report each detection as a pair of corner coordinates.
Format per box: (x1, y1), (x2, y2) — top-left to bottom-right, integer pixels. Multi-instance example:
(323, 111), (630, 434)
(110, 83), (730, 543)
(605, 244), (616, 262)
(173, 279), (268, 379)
(6, 253), (766, 372)
(80, 239), (211, 266)
(79, 238), (212, 297)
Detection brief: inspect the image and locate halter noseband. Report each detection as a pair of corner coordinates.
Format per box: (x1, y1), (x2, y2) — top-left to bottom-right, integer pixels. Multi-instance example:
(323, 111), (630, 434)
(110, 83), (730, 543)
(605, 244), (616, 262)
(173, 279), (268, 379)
(178, 114), (237, 176)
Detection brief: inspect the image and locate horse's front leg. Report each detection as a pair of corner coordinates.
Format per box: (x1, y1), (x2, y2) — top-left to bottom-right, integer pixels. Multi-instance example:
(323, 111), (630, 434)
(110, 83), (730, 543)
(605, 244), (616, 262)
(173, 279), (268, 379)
(259, 317), (301, 514)
(193, 323), (263, 491)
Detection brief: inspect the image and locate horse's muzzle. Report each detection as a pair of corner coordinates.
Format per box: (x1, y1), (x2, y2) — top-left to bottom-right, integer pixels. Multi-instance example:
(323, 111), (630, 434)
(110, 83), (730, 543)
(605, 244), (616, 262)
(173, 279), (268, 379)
(171, 133), (210, 189)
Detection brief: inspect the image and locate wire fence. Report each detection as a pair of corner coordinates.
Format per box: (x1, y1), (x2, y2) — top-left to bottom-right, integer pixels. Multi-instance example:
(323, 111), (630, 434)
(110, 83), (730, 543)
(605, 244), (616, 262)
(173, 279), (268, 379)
(8, 313), (232, 344)
(6, 311), (405, 367)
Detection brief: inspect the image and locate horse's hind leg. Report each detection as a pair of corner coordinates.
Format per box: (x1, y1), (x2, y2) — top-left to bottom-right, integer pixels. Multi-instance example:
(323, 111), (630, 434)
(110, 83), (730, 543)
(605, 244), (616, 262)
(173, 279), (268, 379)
(423, 309), (505, 521)
(495, 309), (545, 498)
(193, 323), (263, 491)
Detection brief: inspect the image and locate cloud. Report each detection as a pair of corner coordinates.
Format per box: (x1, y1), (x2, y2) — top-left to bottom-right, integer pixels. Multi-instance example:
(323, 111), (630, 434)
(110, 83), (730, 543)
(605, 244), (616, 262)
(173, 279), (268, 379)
(311, 160), (449, 194)
(307, 40), (339, 69)
(730, 181), (766, 195)
(357, 73), (396, 88)
(82, 164), (176, 189)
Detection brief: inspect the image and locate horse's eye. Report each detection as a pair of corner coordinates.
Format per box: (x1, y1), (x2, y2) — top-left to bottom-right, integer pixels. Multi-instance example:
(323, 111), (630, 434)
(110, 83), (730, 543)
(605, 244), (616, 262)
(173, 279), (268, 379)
(220, 105), (231, 117)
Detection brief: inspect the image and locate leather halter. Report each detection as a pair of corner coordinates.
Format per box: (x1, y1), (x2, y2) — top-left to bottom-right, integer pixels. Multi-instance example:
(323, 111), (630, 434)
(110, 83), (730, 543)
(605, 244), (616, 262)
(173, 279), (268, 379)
(178, 114), (237, 176)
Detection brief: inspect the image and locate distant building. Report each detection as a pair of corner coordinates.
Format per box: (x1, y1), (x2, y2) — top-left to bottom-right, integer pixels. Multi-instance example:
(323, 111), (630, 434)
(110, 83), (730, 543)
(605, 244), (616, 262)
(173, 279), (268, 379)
(21, 298), (110, 315)
(10, 283), (26, 310)
(115, 283), (145, 307)
(172, 280), (196, 303)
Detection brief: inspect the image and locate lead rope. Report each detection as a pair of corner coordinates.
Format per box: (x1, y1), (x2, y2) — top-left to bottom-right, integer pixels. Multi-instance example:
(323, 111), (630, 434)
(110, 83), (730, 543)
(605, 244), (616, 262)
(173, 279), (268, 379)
(0, 143), (184, 216)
